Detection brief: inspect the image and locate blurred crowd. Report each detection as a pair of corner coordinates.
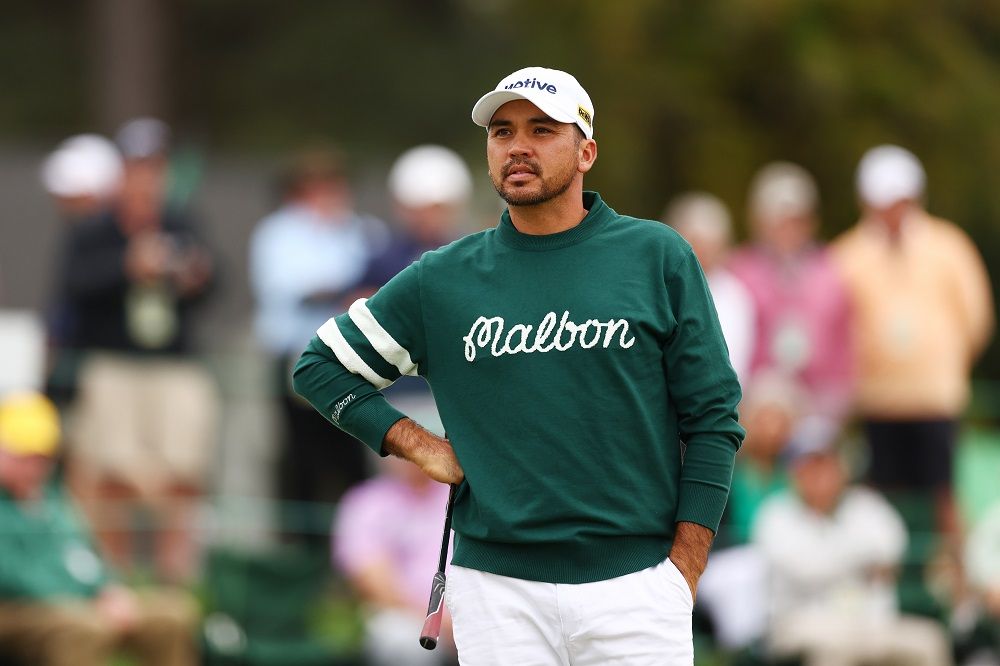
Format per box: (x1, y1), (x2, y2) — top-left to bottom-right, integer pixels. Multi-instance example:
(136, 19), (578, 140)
(0, 118), (997, 666)
(667, 149), (997, 666)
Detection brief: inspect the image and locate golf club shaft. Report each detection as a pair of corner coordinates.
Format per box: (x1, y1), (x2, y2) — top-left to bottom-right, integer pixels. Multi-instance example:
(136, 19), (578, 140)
(419, 483), (457, 650)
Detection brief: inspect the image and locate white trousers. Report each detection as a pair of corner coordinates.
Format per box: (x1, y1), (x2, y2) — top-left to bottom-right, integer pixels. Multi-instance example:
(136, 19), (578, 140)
(445, 559), (694, 665)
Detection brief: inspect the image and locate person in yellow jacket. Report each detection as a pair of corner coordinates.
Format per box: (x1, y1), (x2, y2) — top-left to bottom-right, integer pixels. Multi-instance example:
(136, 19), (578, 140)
(831, 144), (994, 541)
(0, 392), (198, 666)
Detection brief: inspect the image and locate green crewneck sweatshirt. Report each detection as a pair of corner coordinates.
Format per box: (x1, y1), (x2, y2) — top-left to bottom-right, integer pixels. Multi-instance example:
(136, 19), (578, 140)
(293, 191), (744, 584)
(0, 482), (109, 600)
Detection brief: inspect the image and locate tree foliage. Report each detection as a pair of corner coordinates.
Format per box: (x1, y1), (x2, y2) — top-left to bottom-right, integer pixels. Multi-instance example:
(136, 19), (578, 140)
(4, 0), (1000, 370)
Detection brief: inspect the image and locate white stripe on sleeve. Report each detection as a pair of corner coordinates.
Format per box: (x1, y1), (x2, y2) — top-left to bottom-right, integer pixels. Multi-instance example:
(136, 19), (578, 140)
(316, 318), (393, 389)
(348, 298), (419, 377)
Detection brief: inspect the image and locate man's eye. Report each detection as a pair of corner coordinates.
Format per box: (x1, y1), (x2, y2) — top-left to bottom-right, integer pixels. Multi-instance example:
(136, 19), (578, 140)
(534, 127), (551, 134)
(493, 128), (511, 137)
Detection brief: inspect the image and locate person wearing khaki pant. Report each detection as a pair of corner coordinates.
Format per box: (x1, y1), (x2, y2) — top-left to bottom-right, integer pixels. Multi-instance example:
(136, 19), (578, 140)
(0, 591), (197, 666)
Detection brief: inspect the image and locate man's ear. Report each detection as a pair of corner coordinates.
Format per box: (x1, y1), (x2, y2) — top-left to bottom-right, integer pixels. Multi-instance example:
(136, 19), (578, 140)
(578, 139), (597, 174)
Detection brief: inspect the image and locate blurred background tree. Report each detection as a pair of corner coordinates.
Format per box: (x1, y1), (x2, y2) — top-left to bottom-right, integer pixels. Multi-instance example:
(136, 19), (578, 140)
(1, 0), (999, 373)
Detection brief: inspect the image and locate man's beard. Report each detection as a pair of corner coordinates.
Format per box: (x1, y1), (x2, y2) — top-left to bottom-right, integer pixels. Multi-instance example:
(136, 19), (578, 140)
(491, 158), (576, 207)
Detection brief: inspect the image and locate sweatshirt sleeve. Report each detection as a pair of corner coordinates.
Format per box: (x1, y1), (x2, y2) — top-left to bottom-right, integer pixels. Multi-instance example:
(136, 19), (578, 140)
(663, 248), (745, 533)
(292, 261), (428, 455)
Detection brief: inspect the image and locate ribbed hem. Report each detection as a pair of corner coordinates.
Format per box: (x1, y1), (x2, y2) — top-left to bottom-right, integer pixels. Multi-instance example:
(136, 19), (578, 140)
(674, 480), (731, 534)
(494, 191), (612, 251)
(341, 395), (407, 456)
(451, 534), (671, 584)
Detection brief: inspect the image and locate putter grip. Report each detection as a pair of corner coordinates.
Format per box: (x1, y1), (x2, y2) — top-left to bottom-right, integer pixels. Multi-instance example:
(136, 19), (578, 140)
(419, 571), (447, 650)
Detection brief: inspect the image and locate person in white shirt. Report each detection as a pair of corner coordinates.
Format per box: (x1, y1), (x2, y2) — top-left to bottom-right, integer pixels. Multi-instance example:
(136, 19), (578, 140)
(664, 192), (755, 384)
(963, 500), (1000, 663)
(753, 427), (952, 666)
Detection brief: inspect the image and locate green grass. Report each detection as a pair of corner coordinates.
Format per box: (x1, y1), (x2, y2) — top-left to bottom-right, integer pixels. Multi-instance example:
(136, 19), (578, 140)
(957, 427), (1000, 526)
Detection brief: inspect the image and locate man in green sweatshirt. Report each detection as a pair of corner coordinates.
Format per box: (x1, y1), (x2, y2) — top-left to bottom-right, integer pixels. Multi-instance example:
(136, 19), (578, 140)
(294, 66), (744, 665)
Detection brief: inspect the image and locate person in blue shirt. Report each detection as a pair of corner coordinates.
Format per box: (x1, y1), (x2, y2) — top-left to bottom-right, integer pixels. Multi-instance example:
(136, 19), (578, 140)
(250, 147), (390, 543)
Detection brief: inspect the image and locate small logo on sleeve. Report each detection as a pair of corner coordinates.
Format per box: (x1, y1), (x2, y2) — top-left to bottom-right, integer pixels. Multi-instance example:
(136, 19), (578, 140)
(332, 393), (355, 422)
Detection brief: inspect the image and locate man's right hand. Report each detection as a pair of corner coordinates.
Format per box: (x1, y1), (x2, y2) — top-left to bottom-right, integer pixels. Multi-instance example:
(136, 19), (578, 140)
(383, 418), (464, 485)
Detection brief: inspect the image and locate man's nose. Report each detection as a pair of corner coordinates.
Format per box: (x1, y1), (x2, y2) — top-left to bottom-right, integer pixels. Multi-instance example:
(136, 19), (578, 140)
(507, 134), (533, 158)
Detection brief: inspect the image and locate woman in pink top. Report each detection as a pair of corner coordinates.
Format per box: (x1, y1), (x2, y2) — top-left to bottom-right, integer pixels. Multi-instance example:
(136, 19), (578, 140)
(334, 457), (455, 666)
(729, 162), (853, 420)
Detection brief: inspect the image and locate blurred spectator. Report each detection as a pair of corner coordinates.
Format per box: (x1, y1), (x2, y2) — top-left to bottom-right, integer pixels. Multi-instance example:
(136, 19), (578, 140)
(117, 118), (203, 213)
(0, 391), (198, 666)
(664, 191), (755, 383)
(723, 373), (799, 546)
(61, 117), (218, 582)
(831, 145), (995, 541)
(696, 375), (802, 653)
(250, 146), (389, 544)
(730, 162), (853, 418)
(364, 145), (472, 436)
(40, 134), (124, 404)
(752, 429), (953, 666)
(362, 144), (472, 289)
(334, 457), (456, 666)
(0, 311), (46, 396)
(962, 500), (1000, 663)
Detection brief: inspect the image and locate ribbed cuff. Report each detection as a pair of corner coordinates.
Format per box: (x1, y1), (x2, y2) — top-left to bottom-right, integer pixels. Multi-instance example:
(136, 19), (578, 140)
(674, 480), (731, 534)
(341, 394), (407, 456)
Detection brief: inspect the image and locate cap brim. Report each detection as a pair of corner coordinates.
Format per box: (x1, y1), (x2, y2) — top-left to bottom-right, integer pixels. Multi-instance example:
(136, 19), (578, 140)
(471, 90), (578, 128)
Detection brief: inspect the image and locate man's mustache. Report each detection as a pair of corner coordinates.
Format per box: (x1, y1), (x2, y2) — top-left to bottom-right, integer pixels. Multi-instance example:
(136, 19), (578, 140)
(502, 159), (541, 178)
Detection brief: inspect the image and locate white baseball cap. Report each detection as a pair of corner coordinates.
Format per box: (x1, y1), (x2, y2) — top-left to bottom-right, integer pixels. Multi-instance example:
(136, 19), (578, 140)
(748, 162), (818, 223)
(664, 192), (733, 242)
(388, 145), (472, 208)
(41, 134), (123, 199)
(786, 415), (841, 466)
(472, 67), (595, 139)
(856, 144), (925, 208)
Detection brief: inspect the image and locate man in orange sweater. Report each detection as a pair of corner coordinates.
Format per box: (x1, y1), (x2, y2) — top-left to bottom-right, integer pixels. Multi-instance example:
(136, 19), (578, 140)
(831, 144), (994, 540)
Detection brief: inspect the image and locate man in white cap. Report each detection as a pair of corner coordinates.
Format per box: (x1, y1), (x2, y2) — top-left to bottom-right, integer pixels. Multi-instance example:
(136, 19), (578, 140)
(363, 144), (473, 290)
(831, 144), (994, 542)
(360, 145), (473, 435)
(39, 134), (126, 407)
(293, 66), (744, 664)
